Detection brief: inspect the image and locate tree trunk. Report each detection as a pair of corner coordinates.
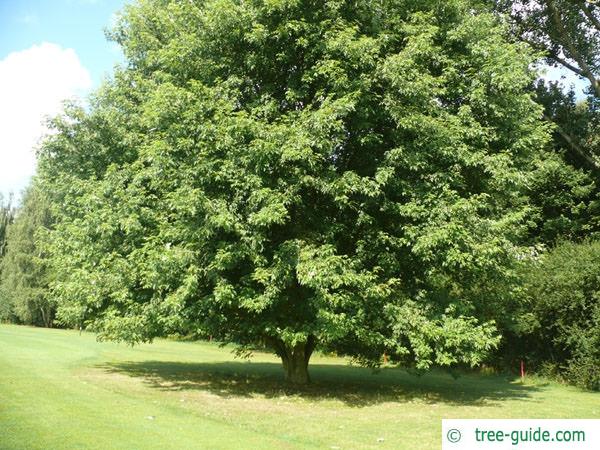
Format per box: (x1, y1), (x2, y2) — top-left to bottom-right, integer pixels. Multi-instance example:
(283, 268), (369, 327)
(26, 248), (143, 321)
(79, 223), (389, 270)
(269, 335), (316, 385)
(282, 345), (311, 384)
(40, 306), (53, 328)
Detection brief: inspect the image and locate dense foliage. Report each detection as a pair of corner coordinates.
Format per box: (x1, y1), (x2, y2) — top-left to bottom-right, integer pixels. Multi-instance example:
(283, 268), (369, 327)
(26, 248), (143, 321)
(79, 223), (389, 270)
(0, 0), (596, 388)
(31, 0), (558, 384)
(494, 0), (600, 169)
(0, 194), (14, 259)
(0, 183), (54, 327)
(488, 1), (600, 249)
(523, 82), (600, 244)
(0, 194), (15, 321)
(516, 240), (600, 390)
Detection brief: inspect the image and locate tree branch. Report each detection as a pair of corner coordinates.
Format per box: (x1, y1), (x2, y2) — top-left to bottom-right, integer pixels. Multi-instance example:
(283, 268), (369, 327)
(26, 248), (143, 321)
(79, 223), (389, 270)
(578, 0), (600, 32)
(545, 49), (587, 77)
(543, 113), (599, 171)
(522, 36), (585, 78)
(545, 0), (600, 97)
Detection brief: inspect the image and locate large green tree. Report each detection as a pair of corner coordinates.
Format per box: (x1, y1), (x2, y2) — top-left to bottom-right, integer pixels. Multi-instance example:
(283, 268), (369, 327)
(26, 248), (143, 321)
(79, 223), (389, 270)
(41, 0), (552, 383)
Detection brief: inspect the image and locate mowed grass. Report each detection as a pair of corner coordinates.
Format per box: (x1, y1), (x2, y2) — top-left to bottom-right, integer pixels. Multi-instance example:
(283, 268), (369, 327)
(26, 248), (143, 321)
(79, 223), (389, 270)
(0, 325), (598, 450)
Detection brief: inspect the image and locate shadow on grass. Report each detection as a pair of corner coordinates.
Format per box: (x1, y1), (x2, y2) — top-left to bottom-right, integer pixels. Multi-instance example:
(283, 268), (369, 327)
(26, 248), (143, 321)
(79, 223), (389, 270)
(98, 359), (541, 407)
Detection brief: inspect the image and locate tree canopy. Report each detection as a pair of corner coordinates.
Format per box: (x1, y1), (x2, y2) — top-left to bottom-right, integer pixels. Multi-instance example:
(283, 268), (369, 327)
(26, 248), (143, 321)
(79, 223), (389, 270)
(495, 0), (600, 171)
(0, 194), (15, 322)
(0, 183), (54, 327)
(0, 194), (14, 260)
(518, 239), (600, 390)
(37, 0), (556, 383)
(496, 0), (600, 97)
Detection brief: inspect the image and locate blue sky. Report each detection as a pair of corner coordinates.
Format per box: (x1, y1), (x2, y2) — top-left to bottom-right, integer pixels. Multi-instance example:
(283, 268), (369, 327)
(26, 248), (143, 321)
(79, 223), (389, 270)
(0, 0), (126, 87)
(0, 0), (126, 201)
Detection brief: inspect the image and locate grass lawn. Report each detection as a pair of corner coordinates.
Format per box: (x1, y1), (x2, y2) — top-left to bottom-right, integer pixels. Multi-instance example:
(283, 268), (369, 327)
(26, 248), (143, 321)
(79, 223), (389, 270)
(0, 324), (598, 449)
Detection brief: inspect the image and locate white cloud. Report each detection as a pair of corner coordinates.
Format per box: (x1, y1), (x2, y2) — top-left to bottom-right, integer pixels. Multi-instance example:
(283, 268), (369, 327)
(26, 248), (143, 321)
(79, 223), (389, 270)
(0, 43), (92, 200)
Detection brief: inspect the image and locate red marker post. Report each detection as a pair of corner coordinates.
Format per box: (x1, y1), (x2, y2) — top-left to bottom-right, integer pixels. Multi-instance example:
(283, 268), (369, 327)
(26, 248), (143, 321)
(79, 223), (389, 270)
(520, 360), (525, 382)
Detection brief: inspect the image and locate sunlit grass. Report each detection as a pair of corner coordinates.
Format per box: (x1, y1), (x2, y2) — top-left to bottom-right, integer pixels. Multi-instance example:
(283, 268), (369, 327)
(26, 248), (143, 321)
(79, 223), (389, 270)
(0, 324), (598, 449)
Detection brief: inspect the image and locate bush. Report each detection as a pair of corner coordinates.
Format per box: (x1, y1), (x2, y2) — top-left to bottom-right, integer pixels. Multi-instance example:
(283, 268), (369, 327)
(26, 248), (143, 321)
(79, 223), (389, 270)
(519, 239), (600, 390)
